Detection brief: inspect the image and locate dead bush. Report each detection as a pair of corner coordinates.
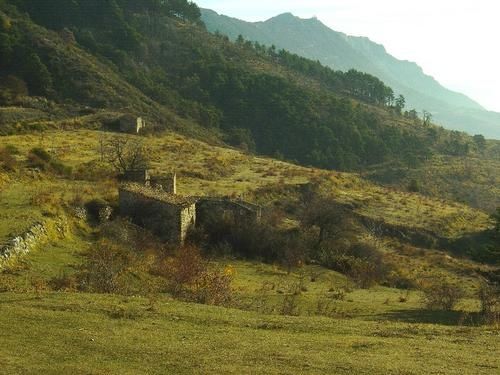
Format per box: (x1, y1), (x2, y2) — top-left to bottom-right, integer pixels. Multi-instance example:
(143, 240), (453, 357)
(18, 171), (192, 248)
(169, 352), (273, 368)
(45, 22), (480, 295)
(49, 272), (78, 291)
(193, 268), (233, 305)
(0, 146), (17, 171)
(280, 293), (301, 316)
(420, 280), (464, 311)
(478, 280), (500, 324)
(156, 245), (234, 306)
(79, 239), (135, 293)
(168, 245), (207, 287)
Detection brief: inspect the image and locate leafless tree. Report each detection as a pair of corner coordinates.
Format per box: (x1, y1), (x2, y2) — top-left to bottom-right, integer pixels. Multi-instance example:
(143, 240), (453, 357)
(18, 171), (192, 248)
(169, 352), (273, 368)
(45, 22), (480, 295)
(104, 135), (150, 174)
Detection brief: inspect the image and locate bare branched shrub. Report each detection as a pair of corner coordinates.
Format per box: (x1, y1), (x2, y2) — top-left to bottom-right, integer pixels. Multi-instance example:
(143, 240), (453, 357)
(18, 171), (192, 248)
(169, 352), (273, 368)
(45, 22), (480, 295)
(104, 135), (150, 174)
(420, 280), (465, 311)
(80, 239), (135, 293)
(193, 268), (233, 305)
(0, 146), (18, 171)
(155, 245), (234, 306)
(478, 280), (500, 324)
(280, 293), (301, 316)
(49, 272), (78, 291)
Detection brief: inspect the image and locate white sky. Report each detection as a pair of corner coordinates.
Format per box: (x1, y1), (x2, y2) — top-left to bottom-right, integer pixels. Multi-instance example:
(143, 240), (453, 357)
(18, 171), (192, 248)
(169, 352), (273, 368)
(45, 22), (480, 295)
(196, 0), (500, 112)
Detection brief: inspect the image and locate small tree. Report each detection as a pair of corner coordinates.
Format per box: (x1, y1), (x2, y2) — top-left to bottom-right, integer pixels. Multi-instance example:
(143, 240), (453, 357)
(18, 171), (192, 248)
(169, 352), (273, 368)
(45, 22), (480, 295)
(394, 94), (405, 114)
(478, 280), (499, 324)
(300, 197), (354, 247)
(420, 280), (464, 310)
(104, 135), (150, 174)
(422, 110), (432, 126)
(473, 134), (486, 153)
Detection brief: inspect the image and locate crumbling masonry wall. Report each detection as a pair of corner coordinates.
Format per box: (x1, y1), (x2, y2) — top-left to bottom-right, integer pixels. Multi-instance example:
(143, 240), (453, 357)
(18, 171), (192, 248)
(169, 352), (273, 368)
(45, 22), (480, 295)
(196, 198), (261, 227)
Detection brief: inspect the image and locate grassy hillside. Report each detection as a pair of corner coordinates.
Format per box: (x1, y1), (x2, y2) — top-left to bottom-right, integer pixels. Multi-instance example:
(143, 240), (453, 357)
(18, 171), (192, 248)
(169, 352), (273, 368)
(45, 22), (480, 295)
(1, 127), (498, 373)
(1, 129), (492, 238)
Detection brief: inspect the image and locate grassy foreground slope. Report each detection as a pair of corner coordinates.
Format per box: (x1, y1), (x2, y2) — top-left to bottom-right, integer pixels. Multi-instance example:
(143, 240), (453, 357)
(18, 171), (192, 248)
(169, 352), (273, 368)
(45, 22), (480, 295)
(0, 291), (499, 375)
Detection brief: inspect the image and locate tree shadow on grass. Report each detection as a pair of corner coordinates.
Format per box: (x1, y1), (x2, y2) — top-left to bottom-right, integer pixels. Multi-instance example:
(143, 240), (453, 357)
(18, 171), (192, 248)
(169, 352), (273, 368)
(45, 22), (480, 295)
(376, 309), (484, 326)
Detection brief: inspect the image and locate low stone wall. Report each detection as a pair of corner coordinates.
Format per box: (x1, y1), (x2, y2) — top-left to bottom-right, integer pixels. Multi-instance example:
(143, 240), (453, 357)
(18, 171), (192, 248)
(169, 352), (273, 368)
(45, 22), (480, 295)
(196, 198), (261, 226)
(0, 218), (68, 269)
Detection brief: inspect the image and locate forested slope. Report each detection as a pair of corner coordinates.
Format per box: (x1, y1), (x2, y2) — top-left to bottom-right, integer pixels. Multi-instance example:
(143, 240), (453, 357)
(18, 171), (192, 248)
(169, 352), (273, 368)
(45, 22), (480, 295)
(0, 0), (498, 204)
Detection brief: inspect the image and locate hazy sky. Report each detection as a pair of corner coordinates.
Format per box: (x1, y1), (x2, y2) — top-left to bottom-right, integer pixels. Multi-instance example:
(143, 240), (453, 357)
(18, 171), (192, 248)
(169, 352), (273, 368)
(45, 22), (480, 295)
(196, 0), (500, 112)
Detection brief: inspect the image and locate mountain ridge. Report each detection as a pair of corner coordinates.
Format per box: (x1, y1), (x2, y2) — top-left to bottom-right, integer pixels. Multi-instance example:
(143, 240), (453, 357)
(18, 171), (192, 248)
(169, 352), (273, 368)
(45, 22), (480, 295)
(201, 9), (500, 139)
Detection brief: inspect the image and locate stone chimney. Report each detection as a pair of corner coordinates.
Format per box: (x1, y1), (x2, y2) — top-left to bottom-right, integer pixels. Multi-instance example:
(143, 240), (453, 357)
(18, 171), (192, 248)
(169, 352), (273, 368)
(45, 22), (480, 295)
(164, 172), (177, 194)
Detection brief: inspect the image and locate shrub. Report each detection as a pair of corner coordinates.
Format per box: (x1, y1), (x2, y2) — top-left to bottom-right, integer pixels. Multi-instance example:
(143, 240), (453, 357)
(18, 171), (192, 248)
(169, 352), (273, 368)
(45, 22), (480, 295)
(0, 146), (17, 171)
(49, 272), (78, 291)
(407, 178), (420, 192)
(280, 293), (301, 316)
(30, 147), (52, 162)
(193, 268), (233, 305)
(4, 145), (20, 155)
(420, 280), (465, 310)
(198, 213), (305, 266)
(317, 241), (388, 288)
(478, 280), (499, 324)
(50, 160), (73, 176)
(79, 239), (135, 293)
(27, 147), (72, 177)
(0, 75), (28, 104)
(168, 245), (207, 287)
(155, 245), (234, 306)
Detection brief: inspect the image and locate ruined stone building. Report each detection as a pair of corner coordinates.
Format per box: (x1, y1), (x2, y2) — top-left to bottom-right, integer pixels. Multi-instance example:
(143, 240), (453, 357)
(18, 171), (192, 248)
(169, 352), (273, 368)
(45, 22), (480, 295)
(118, 169), (261, 246)
(196, 198), (261, 225)
(119, 183), (196, 245)
(119, 114), (146, 134)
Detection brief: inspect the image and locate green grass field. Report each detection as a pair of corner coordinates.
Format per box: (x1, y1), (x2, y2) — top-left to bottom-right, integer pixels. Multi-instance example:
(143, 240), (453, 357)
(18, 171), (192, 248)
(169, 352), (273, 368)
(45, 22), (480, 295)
(0, 290), (498, 374)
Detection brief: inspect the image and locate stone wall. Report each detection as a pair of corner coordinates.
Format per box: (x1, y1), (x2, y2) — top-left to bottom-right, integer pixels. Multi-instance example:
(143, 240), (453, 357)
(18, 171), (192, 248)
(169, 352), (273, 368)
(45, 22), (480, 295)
(0, 218), (68, 269)
(119, 188), (195, 245)
(196, 198), (261, 226)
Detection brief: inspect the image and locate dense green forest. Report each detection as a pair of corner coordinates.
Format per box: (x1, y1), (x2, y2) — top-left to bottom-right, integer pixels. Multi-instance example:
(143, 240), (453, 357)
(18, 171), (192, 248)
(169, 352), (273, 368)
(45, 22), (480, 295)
(0, 0), (478, 171)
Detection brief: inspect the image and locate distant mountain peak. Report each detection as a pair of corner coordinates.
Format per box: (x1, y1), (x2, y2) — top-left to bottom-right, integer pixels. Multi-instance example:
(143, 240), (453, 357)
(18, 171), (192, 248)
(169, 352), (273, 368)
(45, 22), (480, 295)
(267, 12), (323, 24)
(266, 12), (297, 23)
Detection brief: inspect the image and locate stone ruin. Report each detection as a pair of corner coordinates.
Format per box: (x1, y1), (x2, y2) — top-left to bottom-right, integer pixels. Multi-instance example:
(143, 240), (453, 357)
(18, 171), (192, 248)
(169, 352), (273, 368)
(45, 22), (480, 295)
(118, 169), (261, 246)
(119, 114), (146, 134)
(119, 183), (196, 245)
